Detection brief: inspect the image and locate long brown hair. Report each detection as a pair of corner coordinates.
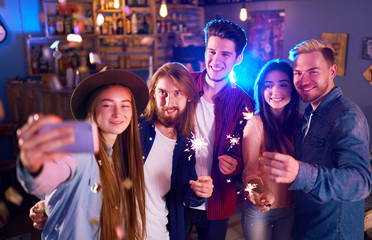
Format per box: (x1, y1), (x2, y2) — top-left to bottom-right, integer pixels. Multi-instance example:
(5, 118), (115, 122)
(144, 62), (199, 138)
(254, 59), (300, 154)
(86, 85), (146, 240)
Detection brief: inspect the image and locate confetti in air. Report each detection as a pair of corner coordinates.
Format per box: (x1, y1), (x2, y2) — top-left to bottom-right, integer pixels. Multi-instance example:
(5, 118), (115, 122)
(89, 218), (99, 226)
(5, 186), (23, 206)
(115, 225), (126, 240)
(91, 183), (101, 193)
(120, 178), (133, 190)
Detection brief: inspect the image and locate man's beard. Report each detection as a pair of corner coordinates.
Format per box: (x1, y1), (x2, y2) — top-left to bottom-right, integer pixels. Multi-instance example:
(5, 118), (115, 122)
(206, 70), (228, 83)
(155, 106), (186, 129)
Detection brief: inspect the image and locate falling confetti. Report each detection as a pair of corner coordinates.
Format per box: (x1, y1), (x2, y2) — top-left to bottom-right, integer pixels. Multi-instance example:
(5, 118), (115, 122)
(89, 218), (99, 226)
(5, 186), (23, 206)
(120, 178), (133, 190)
(115, 225), (126, 240)
(91, 183), (101, 193)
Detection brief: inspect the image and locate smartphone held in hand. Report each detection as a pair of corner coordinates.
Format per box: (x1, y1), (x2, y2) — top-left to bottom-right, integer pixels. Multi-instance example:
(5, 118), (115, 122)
(39, 121), (99, 153)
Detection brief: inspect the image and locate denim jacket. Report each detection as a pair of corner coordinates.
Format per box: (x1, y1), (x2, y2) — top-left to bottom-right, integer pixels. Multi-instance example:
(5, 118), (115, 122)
(139, 117), (204, 240)
(290, 86), (371, 239)
(18, 152), (103, 240)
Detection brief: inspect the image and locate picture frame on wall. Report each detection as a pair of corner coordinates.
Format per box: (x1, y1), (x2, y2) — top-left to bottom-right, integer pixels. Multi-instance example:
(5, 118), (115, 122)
(321, 33), (348, 76)
(362, 37), (372, 60)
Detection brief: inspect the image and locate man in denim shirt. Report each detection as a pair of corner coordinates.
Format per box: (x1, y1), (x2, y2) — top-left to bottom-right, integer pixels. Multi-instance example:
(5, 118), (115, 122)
(260, 39), (371, 239)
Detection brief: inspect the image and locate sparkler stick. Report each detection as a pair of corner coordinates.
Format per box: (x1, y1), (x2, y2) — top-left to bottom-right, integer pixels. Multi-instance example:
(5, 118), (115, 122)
(185, 131), (208, 175)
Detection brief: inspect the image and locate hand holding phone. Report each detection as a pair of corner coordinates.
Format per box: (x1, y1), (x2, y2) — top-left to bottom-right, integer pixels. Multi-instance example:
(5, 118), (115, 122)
(39, 121), (99, 153)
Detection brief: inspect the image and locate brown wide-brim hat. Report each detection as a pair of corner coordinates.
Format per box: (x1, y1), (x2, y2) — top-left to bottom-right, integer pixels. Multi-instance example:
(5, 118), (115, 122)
(70, 68), (149, 120)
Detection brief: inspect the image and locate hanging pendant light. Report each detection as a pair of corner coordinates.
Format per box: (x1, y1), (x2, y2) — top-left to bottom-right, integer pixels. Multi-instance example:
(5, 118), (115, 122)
(160, 0), (168, 18)
(114, 0), (120, 9)
(240, 4), (248, 21)
(96, 13), (104, 27)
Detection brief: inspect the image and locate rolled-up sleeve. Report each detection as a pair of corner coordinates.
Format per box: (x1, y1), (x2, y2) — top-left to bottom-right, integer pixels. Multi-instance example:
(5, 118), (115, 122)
(17, 154), (77, 198)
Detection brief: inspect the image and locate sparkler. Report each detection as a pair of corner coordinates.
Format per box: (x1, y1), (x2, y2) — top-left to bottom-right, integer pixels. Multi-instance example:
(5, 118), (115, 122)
(185, 131), (208, 175)
(244, 183), (257, 196)
(226, 134), (240, 152)
(189, 132), (208, 152)
(242, 107), (253, 121)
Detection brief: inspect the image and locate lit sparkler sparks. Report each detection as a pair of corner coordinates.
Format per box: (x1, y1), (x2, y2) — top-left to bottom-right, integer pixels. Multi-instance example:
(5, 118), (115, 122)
(226, 135), (240, 152)
(244, 183), (257, 196)
(242, 107), (253, 121)
(190, 132), (208, 152)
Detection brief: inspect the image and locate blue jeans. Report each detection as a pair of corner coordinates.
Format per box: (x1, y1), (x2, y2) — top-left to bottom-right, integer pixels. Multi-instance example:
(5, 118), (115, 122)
(241, 200), (293, 240)
(184, 206), (229, 240)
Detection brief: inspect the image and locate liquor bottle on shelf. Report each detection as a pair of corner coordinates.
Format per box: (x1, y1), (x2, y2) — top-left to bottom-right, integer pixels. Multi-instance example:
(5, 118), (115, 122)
(100, 0), (105, 10)
(112, 13), (118, 34)
(117, 14), (124, 34)
(47, 16), (55, 36)
(102, 18), (109, 35)
(147, 15), (153, 34)
(126, 16), (131, 34)
(39, 50), (49, 74)
(64, 15), (71, 34)
(84, 10), (93, 34)
(131, 11), (138, 34)
(31, 47), (40, 74)
(55, 10), (64, 35)
(71, 10), (78, 34)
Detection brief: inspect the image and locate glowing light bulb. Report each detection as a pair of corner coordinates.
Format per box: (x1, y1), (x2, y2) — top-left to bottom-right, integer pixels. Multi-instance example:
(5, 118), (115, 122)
(114, 0), (120, 9)
(67, 34), (82, 43)
(240, 6), (248, 21)
(96, 13), (104, 27)
(160, 0), (168, 18)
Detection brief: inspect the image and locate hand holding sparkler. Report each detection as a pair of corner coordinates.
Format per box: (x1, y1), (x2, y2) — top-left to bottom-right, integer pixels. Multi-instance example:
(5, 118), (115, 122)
(189, 175), (214, 198)
(244, 182), (274, 213)
(218, 155), (238, 175)
(225, 135), (240, 152)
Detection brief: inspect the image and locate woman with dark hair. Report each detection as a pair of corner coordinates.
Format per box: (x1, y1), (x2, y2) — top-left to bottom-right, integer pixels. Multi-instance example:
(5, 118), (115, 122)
(241, 59), (301, 240)
(17, 68), (148, 240)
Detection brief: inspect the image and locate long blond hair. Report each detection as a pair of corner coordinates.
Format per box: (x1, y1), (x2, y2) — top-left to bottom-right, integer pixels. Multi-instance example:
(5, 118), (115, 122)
(144, 62), (199, 138)
(86, 85), (146, 240)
